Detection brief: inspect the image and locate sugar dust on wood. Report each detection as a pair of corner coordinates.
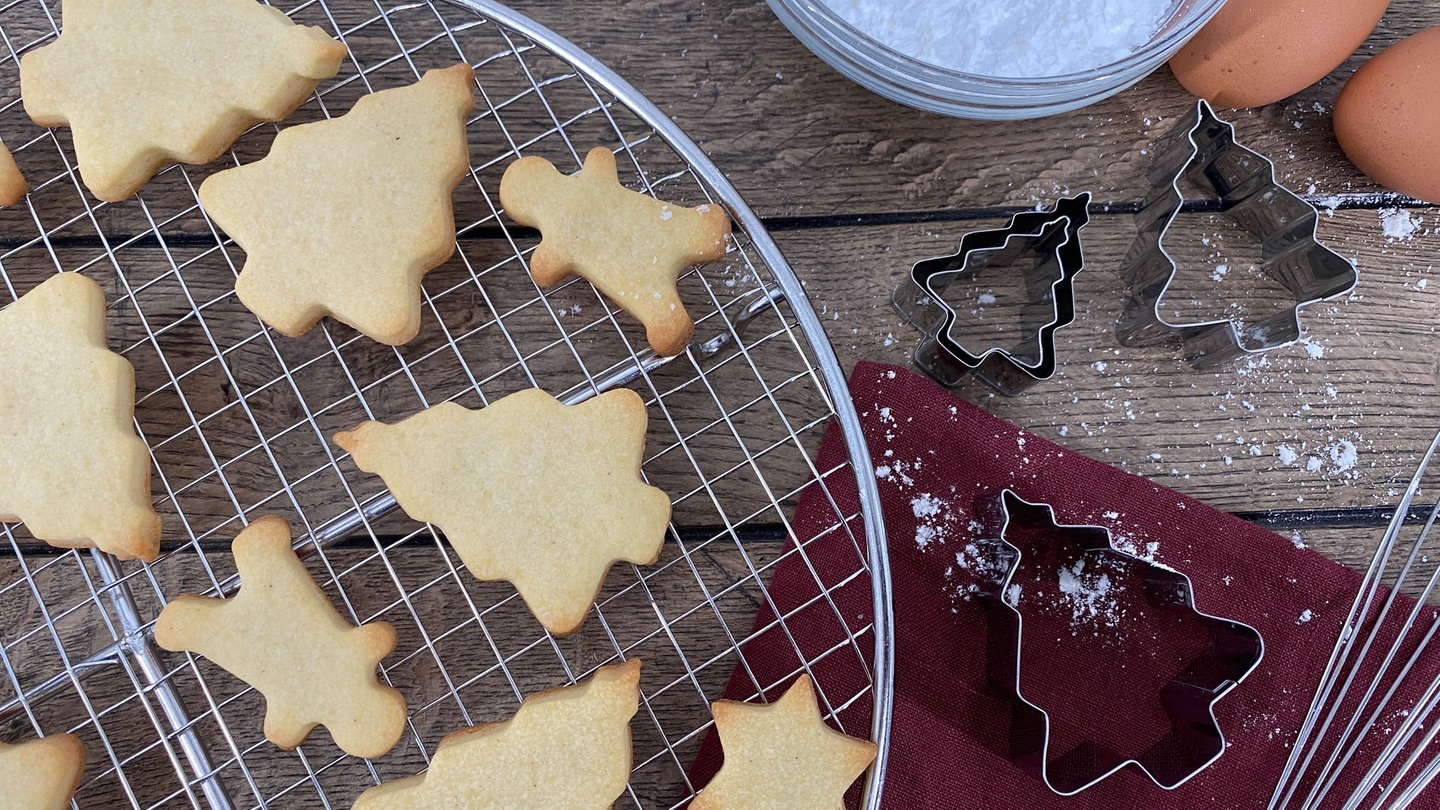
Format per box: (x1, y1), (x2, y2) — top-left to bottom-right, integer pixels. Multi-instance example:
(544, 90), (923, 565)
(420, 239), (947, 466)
(822, 0), (1171, 78)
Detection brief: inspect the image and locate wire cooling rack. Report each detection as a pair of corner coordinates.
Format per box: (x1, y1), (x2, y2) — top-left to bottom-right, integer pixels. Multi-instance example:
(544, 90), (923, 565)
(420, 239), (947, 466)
(0, 0), (892, 807)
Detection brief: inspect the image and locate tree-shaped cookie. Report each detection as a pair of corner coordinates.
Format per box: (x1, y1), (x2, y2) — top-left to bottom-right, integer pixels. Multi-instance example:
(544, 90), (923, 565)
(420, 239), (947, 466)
(154, 516), (407, 759)
(0, 273), (162, 562)
(334, 388), (671, 635)
(692, 675), (877, 809)
(19, 0), (346, 202)
(353, 660), (641, 809)
(0, 734), (85, 810)
(499, 147), (731, 356)
(199, 64), (474, 345)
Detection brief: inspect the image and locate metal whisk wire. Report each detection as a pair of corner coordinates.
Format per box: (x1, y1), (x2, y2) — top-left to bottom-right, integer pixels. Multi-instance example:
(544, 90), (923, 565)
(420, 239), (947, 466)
(1269, 431), (1440, 810)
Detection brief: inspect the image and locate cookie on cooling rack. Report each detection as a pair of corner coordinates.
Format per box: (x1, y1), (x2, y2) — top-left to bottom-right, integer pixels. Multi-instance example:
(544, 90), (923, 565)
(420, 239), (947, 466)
(0, 273), (162, 562)
(353, 659), (640, 809)
(333, 387), (671, 636)
(19, 0), (345, 202)
(0, 733), (85, 810)
(692, 674), (877, 810)
(499, 146), (731, 357)
(199, 63), (474, 346)
(0, 140), (26, 207)
(153, 516), (407, 760)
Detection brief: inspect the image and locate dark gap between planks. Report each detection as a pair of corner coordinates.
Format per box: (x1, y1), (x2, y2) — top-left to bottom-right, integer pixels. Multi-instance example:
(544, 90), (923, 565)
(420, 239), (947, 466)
(3, 189), (1429, 255)
(0, 508), (1428, 557)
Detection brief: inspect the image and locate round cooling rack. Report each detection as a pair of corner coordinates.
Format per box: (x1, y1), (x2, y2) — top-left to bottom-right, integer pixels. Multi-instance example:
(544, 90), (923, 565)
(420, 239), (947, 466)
(0, 0), (893, 806)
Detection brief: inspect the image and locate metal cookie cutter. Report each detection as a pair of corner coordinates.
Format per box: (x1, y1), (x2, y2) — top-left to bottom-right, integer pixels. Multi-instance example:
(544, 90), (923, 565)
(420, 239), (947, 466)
(973, 489), (1264, 795)
(1116, 99), (1357, 368)
(892, 194), (1090, 396)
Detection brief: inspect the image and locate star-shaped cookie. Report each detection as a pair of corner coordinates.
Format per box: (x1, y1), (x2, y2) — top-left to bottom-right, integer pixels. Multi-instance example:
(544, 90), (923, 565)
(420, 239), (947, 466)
(499, 146), (731, 356)
(199, 63), (474, 345)
(20, 0), (346, 202)
(353, 660), (641, 809)
(0, 273), (162, 562)
(154, 516), (407, 759)
(334, 388), (671, 635)
(0, 734), (85, 810)
(692, 674), (878, 810)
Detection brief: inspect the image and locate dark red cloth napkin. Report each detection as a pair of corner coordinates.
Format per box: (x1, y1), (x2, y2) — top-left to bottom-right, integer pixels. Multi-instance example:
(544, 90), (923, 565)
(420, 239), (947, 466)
(689, 361), (1440, 808)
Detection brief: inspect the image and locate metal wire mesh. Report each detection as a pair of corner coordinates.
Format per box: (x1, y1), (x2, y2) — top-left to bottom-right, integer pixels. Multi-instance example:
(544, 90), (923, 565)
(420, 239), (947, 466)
(0, 1), (889, 807)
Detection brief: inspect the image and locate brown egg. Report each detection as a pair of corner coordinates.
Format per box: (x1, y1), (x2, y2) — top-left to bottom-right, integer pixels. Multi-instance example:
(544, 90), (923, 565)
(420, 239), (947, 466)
(1169, 0), (1389, 107)
(1335, 26), (1440, 204)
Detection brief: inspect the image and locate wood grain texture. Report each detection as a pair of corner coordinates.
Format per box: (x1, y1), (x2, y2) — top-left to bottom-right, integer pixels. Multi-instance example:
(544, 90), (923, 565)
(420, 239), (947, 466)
(504, 0), (1440, 216)
(3, 0), (1438, 806)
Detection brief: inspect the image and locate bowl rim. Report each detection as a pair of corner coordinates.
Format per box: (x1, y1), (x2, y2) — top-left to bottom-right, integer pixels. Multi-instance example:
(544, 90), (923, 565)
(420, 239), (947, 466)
(788, 0), (1229, 84)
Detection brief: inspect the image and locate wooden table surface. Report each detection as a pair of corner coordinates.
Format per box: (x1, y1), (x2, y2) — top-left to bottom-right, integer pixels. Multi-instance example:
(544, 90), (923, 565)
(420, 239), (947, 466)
(3, 1), (1439, 807)
(509, 0), (1440, 550)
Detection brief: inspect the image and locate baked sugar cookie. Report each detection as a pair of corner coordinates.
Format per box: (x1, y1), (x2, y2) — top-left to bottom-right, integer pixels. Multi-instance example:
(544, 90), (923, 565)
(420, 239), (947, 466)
(0, 140), (26, 206)
(20, 0), (345, 202)
(0, 734), (85, 810)
(200, 64), (474, 345)
(499, 147), (730, 356)
(0, 273), (161, 562)
(334, 388), (670, 635)
(154, 516), (407, 759)
(353, 660), (640, 809)
(692, 675), (877, 809)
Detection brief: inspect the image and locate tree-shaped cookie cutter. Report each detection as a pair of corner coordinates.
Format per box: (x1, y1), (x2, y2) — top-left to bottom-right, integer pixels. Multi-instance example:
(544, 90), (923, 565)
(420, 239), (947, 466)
(973, 489), (1265, 795)
(892, 194), (1090, 396)
(1115, 99), (1357, 368)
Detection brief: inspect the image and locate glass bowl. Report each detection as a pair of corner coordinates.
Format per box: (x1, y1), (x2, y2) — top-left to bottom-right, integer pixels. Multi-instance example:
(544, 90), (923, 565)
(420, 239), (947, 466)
(765, 0), (1227, 120)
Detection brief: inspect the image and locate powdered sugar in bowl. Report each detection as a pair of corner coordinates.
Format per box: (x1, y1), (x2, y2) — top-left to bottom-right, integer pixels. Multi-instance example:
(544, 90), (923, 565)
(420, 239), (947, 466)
(766, 0), (1228, 119)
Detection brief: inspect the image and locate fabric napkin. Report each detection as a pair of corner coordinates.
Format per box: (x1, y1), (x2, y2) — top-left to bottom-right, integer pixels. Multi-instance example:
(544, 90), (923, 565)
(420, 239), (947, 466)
(688, 361), (1440, 809)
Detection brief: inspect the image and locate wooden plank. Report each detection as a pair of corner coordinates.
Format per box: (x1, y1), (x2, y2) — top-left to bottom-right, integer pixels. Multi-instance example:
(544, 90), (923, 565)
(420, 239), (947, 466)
(500, 0), (1440, 217)
(774, 206), (1440, 514)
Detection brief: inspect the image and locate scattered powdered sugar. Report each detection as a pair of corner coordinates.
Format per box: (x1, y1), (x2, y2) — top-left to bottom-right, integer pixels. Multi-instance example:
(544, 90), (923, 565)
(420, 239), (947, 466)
(822, 0), (1171, 78)
(945, 539), (1008, 602)
(1056, 557), (1123, 629)
(1110, 534), (1161, 564)
(1329, 439), (1358, 474)
(1379, 208), (1424, 241)
(912, 492), (942, 519)
(911, 493), (948, 549)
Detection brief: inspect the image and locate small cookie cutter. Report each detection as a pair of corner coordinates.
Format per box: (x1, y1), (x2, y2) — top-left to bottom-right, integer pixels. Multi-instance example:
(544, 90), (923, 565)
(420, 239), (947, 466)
(973, 489), (1265, 795)
(1115, 99), (1357, 368)
(892, 194), (1090, 396)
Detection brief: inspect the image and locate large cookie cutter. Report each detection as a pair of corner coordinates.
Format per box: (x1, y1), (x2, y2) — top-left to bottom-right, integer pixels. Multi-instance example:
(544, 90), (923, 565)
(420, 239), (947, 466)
(1116, 99), (1357, 368)
(892, 194), (1090, 396)
(973, 489), (1265, 795)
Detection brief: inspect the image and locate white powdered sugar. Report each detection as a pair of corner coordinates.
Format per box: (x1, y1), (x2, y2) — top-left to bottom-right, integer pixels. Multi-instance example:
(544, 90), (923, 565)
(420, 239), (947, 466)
(911, 493), (947, 549)
(822, 0), (1171, 78)
(1379, 208), (1424, 241)
(1056, 557), (1124, 628)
